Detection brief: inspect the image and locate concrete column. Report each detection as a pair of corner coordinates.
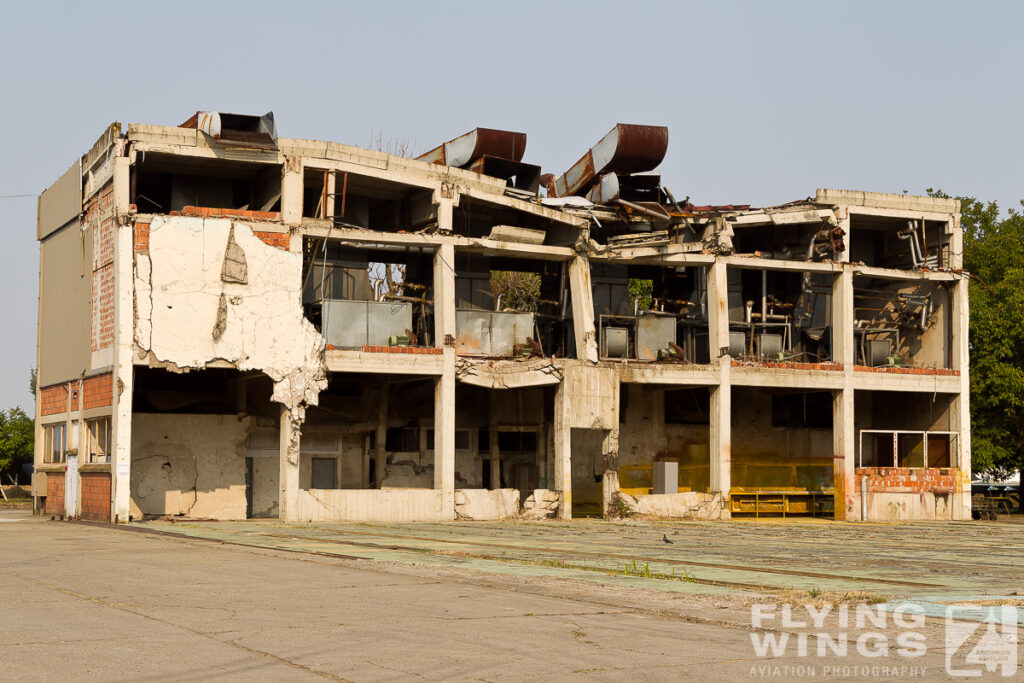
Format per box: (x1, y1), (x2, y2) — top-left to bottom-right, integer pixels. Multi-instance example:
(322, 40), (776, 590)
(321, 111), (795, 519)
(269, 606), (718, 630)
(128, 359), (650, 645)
(706, 261), (730, 358)
(111, 157), (134, 523)
(707, 260), (731, 517)
(832, 270), (855, 367)
(281, 156), (303, 225)
(568, 256), (598, 362)
(832, 385), (857, 520)
(33, 218), (44, 514)
(553, 379), (572, 519)
(436, 196), (454, 235)
(835, 209), (851, 263)
(375, 381), (388, 486)
(950, 276), (971, 519)
(488, 397), (501, 489)
(832, 269), (857, 520)
(600, 377), (621, 519)
(709, 364), (731, 518)
(434, 363), (456, 515)
(433, 240), (456, 516)
(279, 405), (301, 522)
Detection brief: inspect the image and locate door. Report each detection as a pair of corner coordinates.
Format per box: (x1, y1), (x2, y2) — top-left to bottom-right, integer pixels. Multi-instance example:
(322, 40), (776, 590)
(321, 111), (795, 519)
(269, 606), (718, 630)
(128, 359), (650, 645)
(311, 457), (337, 489)
(65, 454), (78, 519)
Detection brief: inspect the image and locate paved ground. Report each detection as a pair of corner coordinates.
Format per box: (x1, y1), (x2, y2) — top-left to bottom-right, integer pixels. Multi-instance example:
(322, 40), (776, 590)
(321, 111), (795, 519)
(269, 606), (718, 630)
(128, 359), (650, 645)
(1, 510), (1021, 681)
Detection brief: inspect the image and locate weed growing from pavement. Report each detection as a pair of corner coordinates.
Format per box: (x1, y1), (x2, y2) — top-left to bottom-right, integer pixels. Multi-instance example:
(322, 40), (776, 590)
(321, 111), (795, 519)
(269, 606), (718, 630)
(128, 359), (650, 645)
(618, 558), (697, 583)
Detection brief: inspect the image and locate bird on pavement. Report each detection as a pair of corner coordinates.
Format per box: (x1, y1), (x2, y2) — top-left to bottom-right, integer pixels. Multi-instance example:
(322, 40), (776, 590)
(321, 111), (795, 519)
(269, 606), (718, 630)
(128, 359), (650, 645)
(662, 534), (674, 544)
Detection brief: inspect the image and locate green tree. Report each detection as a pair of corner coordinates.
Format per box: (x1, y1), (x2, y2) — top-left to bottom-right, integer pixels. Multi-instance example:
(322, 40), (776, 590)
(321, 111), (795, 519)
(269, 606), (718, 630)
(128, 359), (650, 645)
(0, 407), (34, 480)
(490, 270), (541, 312)
(936, 190), (1024, 508)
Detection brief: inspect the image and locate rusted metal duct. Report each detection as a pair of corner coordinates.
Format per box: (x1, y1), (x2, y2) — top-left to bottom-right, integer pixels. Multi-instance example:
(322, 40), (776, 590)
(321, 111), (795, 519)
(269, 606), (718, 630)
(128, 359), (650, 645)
(417, 128), (527, 167)
(418, 128), (539, 194)
(548, 124), (668, 198)
(584, 172), (663, 205)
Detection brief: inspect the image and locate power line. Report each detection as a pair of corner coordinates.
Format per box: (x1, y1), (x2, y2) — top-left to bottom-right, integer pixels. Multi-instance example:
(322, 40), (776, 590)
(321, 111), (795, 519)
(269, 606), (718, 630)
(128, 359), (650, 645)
(0, 193), (36, 198)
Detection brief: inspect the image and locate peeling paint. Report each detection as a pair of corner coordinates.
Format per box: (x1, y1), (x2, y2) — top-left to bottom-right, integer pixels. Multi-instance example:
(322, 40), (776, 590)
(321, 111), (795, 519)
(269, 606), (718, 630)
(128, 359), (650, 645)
(134, 215), (326, 417)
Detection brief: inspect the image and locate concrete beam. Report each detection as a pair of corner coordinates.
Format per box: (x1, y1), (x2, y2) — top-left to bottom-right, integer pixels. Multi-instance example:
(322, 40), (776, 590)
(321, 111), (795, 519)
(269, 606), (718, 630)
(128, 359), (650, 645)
(849, 372), (962, 393)
(723, 256), (839, 274)
(325, 350), (444, 376)
(451, 236), (575, 261)
(728, 366), (846, 390)
(617, 364), (721, 386)
(850, 265), (958, 282)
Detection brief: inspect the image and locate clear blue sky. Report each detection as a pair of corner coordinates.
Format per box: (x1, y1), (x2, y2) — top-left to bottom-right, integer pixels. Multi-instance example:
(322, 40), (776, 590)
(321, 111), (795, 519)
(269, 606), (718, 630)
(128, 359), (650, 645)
(1, 1), (1021, 412)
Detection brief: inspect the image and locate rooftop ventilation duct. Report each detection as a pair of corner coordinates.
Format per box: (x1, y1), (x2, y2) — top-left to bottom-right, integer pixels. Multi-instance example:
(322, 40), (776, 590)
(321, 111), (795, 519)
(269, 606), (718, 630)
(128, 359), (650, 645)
(418, 127), (540, 194)
(547, 124), (668, 199)
(181, 111), (277, 149)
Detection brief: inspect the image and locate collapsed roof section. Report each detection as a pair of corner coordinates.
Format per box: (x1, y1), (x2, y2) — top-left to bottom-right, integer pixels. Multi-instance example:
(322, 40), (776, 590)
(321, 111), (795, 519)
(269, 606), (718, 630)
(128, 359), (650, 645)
(119, 111), (963, 268)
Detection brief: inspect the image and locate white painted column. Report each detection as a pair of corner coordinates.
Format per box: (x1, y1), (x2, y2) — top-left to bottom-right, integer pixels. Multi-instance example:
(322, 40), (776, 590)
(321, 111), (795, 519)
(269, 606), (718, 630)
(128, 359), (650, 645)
(568, 256), (598, 362)
(832, 269), (857, 520)
(433, 239), (456, 516)
(553, 377), (572, 519)
(111, 157), (134, 523)
(706, 261), (731, 516)
(950, 276), (971, 519)
(279, 405), (301, 522)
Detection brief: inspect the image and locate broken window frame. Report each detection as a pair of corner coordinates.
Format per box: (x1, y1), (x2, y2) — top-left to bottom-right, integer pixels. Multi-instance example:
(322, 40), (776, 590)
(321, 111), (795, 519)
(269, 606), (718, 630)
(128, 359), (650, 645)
(85, 417), (111, 464)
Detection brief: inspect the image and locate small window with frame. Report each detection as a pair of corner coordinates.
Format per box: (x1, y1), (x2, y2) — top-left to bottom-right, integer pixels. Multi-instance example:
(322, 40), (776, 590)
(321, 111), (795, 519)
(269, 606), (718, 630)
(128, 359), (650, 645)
(86, 418), (111, 463)
(44, 423), (67, 464)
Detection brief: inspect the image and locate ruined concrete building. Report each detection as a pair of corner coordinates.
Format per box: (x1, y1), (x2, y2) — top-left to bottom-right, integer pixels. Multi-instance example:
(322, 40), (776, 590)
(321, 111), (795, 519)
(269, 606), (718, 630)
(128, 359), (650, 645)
(32, 112), (970, 524)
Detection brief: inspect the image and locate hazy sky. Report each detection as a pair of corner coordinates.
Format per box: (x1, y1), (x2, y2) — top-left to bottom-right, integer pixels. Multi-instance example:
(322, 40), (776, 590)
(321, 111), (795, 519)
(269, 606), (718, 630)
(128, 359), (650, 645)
(1, 1), (1021, 412)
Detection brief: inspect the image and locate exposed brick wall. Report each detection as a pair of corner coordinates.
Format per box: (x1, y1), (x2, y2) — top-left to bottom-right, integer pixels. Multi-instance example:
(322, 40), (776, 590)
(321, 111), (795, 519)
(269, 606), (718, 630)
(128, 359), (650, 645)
(853, 366), (960, 376)
(134, 221), (150, 253)
(253, 230), (290, 249)
(89, 182), (116, 353)
(359, 345), (443, 355)
(856, 467), (958, 494)
(732, 361), (843, 371)
(40, 383), (70, 416)
(82, 373), (113, 410)
(171, 206), (281, 221)
(44, 472), (65, 516)
(79, 472), (111, 522)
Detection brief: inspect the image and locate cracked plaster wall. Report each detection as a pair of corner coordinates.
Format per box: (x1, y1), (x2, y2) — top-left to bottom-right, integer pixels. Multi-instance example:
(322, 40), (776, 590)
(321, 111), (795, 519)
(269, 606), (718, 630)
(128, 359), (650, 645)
(134, 216), (326, 418)
(130, 413), (252, 519)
